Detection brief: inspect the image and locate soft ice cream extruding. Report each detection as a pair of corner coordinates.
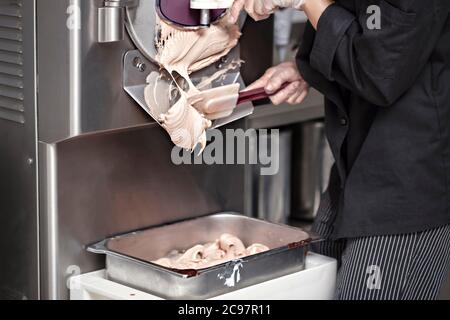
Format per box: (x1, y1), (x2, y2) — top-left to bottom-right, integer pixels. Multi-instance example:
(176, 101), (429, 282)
(144, 16), (241, 152)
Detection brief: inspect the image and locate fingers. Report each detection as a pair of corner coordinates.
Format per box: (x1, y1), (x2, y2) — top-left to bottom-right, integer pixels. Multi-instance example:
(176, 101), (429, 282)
(246, 0), (271, 21)
(244, 0), (256, 20)
(295, 88), (309, 104)
(252, 13), (271, 21)
(265, 66), (300, 93)
(270, 81), (301, 105)
(255, 0), (275, 16)
(270, 80), (310, 105)
(243, 63), (306, 105)
(262, 0), (277, 14)
(287, 82), (310, 105)
(231, 0), (273, 22)
(229, 0), (246, 23)
(287, 91), (302, 105)
(245, 67), (278, 91)
(245, 78), (268, 91)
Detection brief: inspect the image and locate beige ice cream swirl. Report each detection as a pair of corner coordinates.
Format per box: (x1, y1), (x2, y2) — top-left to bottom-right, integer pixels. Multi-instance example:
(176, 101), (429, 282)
(143, 14), (241, 152)
(159, 93), (212, 152)
(152, 234), (269, 270)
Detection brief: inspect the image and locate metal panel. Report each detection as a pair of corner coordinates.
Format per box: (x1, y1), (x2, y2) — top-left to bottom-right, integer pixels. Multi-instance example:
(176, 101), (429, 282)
(38, 142), (58, 300)
(32, 0), (299, 301)
(36, 0), (249, 143)
(0, 0), (25, 124)
(39, 123), (246, 299)
(0, 0), (39, 300)
(37, 0), (150, 143)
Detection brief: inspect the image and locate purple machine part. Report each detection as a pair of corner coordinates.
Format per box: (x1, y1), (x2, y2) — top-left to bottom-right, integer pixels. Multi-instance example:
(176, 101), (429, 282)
(157, 0), (227, 27)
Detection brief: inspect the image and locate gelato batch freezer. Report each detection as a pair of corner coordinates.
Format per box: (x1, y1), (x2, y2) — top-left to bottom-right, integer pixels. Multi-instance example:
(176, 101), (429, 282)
(0, 0), (332, 300)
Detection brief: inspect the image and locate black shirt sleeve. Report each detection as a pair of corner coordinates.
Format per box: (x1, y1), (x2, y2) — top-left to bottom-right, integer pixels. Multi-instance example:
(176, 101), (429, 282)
(309, 0), (450, 106)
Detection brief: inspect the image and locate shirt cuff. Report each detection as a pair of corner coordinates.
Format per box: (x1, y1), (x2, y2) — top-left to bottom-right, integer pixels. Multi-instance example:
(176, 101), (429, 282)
(310, 3), (355, 80)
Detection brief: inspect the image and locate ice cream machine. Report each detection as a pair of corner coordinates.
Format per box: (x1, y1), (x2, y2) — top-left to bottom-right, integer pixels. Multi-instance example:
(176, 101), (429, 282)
(0, 0), (275, 299)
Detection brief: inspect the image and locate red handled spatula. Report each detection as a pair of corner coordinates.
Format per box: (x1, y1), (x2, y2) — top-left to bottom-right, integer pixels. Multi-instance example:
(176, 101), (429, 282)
(189, 83), (289, 120)
(237, 83), (289, 105)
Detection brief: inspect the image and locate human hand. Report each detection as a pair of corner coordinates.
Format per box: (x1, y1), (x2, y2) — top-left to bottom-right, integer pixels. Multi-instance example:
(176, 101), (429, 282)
(230, 0), (306, 23)
(245, 61), (309, 105)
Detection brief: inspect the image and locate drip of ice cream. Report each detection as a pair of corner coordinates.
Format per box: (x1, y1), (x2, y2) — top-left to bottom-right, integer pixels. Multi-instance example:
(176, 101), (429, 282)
(159, 93), (212, 151)
(144, 15), (241, 152)
(152, 234), (270, 270)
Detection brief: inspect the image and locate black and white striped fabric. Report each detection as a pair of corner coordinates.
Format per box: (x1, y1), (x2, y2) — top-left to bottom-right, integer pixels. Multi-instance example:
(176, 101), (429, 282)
(311, 191), (450, 300)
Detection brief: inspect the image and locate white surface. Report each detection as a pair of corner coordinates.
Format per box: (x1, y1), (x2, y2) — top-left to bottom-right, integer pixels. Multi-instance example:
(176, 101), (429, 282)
(190, 0), (234, 9)
(70, 253), (337, 300)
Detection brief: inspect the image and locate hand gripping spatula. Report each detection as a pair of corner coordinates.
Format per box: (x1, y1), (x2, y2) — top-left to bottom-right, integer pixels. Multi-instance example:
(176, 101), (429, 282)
(189, 82), (290, 120)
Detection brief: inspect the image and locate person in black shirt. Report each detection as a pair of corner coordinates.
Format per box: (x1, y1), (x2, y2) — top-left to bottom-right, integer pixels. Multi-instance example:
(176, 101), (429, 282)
(230, 0), (450, 299)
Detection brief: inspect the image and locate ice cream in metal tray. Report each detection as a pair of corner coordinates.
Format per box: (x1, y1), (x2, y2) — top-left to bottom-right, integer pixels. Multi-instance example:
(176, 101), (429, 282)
(88, 213), (319, 299)
(153, 233), (270, 270)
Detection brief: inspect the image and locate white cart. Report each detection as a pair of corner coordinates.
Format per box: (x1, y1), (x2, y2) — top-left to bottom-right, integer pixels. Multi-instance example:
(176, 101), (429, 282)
(70, 253), (337, 300)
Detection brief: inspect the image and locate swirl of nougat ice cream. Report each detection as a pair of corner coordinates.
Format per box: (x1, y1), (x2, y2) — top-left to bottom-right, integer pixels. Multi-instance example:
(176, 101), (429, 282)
(156, 16), (241, 81)
(203, 240), (226, 260)
(174, 244), (205, 269)
(152, 234), (269, 270)
(219, 233), (246, 258)
(159, 93), (212, 151)
(144, 15), (241, 151)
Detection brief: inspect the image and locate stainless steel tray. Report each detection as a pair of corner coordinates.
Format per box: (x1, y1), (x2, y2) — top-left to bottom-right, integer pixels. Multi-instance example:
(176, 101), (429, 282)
(87, 212), (318, 299)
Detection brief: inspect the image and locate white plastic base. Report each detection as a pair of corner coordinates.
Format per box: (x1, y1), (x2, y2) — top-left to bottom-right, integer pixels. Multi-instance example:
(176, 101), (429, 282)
(70, 253), (336, 300)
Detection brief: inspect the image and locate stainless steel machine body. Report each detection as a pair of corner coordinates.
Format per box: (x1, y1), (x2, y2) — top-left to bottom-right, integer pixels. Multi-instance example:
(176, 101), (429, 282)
(0, 0), (255, 300)
(0, 0), (39, 300)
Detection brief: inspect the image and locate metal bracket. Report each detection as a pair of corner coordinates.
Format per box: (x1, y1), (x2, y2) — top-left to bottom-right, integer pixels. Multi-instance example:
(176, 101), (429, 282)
(123, 49), (254, 129)
(123, 50), (160, 122)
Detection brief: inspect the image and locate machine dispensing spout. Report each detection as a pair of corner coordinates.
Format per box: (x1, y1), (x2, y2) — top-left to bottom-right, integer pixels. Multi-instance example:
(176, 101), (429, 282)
(191, 0), (234, 27)
(199, 9), (211, 27)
